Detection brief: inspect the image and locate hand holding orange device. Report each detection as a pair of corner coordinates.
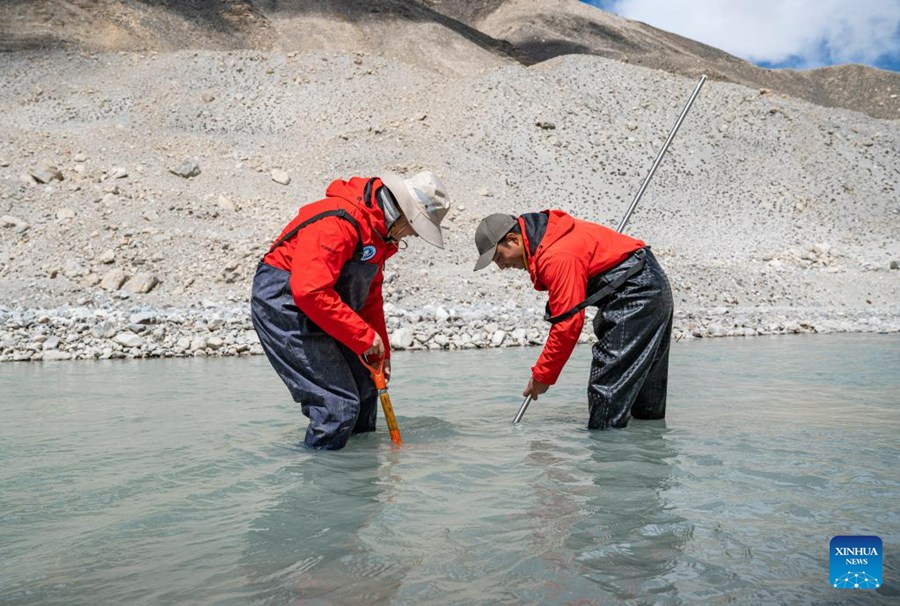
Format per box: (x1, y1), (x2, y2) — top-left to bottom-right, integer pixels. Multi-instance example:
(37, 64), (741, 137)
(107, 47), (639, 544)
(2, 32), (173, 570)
(359, 355), (402, 444)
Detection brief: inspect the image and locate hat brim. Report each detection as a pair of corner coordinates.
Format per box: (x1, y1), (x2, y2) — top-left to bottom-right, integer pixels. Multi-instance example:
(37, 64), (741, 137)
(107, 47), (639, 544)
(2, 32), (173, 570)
(407, 211), (444, 249)
(473, 245), (496, 271)
(381, 172), (444, 249)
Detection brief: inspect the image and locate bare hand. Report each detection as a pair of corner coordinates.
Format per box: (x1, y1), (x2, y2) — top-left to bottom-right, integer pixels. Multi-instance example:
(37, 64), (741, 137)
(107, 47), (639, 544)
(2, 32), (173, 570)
(523, 377), (550, 400)
(383, 358), (391, 383)
(363, 333), (385, 359)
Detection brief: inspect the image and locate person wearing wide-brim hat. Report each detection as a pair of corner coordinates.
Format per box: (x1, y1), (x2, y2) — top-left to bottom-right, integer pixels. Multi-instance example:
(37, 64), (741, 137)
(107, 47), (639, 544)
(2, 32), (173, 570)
(252, 171), (450, 450)
(473, 210), (673, 429)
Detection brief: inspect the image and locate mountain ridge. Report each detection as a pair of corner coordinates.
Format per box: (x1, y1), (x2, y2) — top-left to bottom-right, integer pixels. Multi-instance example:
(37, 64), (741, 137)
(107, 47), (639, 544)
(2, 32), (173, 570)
(1, 0), (897, 120)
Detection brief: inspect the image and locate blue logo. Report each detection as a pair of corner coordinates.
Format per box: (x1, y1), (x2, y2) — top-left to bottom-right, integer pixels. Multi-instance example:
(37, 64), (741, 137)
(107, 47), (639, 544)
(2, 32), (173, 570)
(360, 245), (377, 261)
(830, 535), (882, 589)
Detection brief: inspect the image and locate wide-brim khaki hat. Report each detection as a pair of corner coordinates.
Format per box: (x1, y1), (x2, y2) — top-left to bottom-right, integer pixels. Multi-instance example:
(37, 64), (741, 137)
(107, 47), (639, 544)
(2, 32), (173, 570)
(473, 213), (518, 271)
(381, 171), (450, 249)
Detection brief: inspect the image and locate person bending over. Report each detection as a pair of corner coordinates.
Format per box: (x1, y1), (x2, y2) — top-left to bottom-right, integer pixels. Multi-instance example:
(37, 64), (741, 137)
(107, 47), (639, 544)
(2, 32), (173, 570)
(252, 172), (450, 449)
(473, 210), (672, 429)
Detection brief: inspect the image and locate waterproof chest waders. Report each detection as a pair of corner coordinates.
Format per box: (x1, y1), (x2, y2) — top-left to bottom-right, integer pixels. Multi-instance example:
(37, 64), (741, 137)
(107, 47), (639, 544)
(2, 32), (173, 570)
(582, 248), (673, 429)
(251, 206), (383, 450)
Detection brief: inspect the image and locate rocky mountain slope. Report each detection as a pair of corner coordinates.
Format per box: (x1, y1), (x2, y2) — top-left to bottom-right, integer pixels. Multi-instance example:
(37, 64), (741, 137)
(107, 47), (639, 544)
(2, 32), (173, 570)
(3, 0), (898, 119)
(0, 0), (897, 361)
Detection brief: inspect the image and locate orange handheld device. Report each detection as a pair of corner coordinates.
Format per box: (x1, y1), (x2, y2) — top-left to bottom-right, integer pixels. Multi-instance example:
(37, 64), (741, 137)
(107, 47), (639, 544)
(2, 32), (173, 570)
(359, 355), (402, 444)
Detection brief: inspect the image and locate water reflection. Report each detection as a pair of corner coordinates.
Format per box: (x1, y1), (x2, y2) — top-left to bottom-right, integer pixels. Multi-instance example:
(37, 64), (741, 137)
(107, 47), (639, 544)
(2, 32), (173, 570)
(575, 424), (687, 599)
(518, 422), (695, 604)
(238, 439), (405, 605)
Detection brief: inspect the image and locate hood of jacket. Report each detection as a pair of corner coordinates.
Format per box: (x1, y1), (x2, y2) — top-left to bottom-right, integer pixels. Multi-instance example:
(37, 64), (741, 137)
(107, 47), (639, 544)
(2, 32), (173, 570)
(520, 209), (576, 288)
(325, 176), (390, 240)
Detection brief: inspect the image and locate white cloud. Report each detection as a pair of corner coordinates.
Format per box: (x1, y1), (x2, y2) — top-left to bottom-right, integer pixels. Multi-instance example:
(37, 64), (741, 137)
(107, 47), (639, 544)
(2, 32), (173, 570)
(595, 0), (900, 68)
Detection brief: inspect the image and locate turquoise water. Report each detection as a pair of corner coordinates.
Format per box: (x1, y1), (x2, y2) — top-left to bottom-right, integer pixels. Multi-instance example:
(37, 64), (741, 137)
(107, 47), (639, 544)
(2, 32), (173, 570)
(1, 334), (898, 605)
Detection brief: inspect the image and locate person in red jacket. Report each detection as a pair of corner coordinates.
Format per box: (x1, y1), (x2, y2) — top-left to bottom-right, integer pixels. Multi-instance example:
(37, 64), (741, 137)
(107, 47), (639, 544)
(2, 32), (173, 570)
(252, 172), (450, 449)
(473, 211), (673, 429)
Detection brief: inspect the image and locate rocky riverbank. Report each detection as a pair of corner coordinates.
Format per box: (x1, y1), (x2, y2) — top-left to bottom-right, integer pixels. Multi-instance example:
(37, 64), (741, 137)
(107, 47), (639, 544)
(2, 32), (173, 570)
(3, 299), (897, 362)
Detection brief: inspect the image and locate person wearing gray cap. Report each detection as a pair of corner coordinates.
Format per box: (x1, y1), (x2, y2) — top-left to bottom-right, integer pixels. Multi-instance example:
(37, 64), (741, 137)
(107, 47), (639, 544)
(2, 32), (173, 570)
(473, 210), (673, 429)
(251, 171), (450, 450)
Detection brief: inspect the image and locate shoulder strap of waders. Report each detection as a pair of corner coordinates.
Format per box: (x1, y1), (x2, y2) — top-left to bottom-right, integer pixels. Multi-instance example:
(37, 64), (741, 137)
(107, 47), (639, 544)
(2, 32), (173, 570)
(266, 209), (364, 259)
(544, 248), (646, 325)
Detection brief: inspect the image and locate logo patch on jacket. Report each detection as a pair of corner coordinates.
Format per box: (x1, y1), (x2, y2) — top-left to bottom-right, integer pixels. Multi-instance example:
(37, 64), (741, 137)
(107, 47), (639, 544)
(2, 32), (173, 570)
(360, 245), (377, 261)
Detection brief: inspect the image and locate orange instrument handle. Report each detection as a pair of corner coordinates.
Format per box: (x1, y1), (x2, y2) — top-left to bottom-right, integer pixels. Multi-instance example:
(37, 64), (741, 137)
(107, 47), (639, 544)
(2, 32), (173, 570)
(360, 354), (387, 389)
(359, 355), (402, 444)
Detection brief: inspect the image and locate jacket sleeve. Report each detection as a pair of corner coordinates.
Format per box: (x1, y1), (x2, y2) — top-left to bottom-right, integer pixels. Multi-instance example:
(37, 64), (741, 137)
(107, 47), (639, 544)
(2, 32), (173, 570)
(357, 267), (391, 359)
(288, 216), (377, 354)
(531, 254), (588, 385)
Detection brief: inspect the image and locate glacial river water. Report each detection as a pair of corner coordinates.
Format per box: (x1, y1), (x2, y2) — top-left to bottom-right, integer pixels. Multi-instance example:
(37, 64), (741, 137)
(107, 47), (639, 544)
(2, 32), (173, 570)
(1, 334), (898, 605)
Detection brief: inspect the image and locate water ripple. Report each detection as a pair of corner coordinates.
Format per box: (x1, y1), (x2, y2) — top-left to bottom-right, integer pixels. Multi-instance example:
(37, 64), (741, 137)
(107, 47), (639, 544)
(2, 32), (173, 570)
(1, 336), (898, 605)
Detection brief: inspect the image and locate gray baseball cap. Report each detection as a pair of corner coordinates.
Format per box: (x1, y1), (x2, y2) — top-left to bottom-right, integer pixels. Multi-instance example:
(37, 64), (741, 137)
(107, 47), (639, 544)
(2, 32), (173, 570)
(473, 213), (518, 271)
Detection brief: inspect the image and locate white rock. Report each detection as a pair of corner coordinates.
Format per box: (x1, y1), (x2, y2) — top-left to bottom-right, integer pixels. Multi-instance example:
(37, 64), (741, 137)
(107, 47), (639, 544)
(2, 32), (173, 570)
(435, 306), (450, 322)
(99, 268), (128, 291)
(91, 321), (118, 339)
(113, 332), (144, 348)
(169, 160), (200, 178)
(217, 195), (236, 212)
(812, 243), (831, 256)
(1, 215), (30, 232)
(30, 165), (63, 183)
(390, 327), (414, 349)
(271, 169), (291, 185)
(62, 259), (83, 278)
(127, 273), (159, 294)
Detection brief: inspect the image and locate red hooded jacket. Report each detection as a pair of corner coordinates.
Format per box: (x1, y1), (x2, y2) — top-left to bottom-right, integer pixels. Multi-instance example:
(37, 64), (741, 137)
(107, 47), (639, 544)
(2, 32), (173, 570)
(262, 177), (398, 357)
(521, 210), (644, 385)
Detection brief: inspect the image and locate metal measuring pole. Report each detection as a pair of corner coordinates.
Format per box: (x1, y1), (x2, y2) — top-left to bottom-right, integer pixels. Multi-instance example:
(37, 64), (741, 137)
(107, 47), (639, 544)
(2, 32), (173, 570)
(616, 75), (706, 233)
(512, 75), (707, 425)
(512, 395), (532, 425)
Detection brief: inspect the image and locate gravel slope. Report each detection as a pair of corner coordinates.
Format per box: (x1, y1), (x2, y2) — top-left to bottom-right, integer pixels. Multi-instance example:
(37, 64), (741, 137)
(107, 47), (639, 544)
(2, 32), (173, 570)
(0, 37), (897, 360)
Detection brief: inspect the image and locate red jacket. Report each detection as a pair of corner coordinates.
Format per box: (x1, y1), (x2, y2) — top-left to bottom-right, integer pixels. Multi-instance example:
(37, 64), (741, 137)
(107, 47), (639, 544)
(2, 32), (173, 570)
(522, 210), (644, 385)
(262, 177), (398, 357)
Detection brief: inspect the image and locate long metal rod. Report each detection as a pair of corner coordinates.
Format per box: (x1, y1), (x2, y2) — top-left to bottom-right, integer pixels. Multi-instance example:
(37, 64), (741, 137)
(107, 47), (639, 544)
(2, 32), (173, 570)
(512, 75), (706, 425)
(615, 75), (706, 233)
(512, 395), (532, 425)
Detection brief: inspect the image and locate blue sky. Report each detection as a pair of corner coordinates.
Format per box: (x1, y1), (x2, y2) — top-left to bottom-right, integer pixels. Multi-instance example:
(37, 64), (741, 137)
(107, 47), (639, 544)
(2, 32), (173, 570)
(581, 0), (900, 72)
